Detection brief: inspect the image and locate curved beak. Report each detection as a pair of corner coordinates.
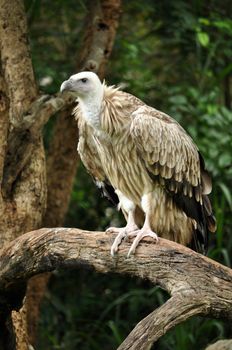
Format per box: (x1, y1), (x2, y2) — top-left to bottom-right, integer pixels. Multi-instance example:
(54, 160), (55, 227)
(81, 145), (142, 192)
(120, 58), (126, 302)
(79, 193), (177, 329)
(60, 79), (73, 93)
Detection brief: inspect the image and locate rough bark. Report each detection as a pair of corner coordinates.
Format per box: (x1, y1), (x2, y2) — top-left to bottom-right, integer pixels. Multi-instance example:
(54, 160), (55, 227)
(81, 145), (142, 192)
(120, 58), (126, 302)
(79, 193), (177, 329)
(0, 69), (9, 188)
(2, 93), (75, 196)
(0, 229), (231, 350)
(26, 0), (121, 345)
(0, 0), (46, 241)
(77, 0), (122, 77)
(2, 94), (75, 196)
(0, 0), (37, 124)
(118, 296), (207, 350)
(205, 340), (232, 350)
(0, 0), (47, 348)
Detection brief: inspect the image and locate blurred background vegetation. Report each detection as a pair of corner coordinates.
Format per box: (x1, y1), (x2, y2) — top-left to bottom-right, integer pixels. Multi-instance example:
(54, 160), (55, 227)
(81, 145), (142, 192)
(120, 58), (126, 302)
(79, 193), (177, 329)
(25, 0), (232, 348)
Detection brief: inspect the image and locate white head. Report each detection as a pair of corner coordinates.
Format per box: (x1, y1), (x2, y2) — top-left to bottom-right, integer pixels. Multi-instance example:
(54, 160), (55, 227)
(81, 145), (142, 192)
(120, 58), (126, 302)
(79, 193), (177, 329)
(60, 71), (103, 102)
(61, 71), (104, 128)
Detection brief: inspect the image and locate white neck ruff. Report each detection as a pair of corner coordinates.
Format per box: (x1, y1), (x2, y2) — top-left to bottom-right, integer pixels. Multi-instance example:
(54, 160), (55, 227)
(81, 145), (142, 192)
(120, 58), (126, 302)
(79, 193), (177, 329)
(78, 88), (103, 129)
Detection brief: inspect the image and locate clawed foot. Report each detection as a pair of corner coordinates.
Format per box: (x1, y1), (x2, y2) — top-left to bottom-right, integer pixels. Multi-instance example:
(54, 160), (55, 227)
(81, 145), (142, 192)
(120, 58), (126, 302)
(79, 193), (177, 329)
(106, 224), (138, 256)
(127, 228), (158, 257)
(107, 226), (159, 257)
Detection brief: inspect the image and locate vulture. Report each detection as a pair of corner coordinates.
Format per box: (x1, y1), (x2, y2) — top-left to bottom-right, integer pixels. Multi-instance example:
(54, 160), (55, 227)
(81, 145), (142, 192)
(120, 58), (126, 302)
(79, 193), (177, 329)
(60, 72), (216, 257)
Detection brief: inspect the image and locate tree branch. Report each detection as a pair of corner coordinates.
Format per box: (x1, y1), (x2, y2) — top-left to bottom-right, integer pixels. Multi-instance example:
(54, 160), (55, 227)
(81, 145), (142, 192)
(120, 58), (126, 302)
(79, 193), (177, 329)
(118, 296), (207, 350)
(2, 92), (76, 195)
(206, 339), (232, 350)
(0, 228), (231, 349)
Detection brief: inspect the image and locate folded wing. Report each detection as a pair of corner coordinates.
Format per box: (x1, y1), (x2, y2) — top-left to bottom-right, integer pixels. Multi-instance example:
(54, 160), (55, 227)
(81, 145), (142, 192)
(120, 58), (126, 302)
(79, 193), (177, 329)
(130, 105), (216, 253)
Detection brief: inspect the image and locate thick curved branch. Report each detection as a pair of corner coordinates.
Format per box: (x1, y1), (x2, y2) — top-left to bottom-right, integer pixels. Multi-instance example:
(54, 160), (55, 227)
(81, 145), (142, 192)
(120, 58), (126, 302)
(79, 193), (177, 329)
(0, 228), (231, 349)
(206, 339), (232, 350)
(118, 296), (207, 350)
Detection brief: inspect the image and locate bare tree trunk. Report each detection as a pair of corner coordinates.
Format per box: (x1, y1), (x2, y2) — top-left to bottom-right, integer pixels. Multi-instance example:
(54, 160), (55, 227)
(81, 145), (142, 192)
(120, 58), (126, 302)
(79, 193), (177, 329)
(0, 0), (46, 241)
(0, 0), (46, 348)
(0, 229), (231, 350)
(0, 69), (9, 210)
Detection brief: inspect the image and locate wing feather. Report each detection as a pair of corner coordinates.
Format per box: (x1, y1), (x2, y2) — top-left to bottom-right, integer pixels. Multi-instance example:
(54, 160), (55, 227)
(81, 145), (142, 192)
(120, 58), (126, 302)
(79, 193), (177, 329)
(130, 105), (216, 253)
(130, 105), (201, 192)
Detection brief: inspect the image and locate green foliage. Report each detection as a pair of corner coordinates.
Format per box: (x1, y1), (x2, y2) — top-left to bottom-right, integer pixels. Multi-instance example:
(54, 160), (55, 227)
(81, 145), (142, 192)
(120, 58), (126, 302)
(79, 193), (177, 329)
(30, 0), (232, 348)
(162, 317), (228, 350)
(38, 270), (166, 350)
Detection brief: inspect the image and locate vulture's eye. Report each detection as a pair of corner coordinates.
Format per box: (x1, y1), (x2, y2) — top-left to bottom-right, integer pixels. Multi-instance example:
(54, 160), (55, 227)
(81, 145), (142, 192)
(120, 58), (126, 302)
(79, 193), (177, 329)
(81, 78), (87, 83)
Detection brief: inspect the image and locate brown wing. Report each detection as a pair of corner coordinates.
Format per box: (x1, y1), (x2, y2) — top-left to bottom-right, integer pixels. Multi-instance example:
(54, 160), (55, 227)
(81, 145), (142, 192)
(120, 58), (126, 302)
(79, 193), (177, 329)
(130, 105), (201, 193)
(130, 105), (216, 252)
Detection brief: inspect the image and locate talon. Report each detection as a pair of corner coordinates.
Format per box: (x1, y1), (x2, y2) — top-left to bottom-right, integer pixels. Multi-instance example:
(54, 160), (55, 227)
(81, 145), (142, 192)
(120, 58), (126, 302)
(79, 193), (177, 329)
(110, 244), (119, 257)
(106, 227), (117, 234)
(127, 245), (136, 258)
(106, 222), (139, 257)
(110, 229), (127, 257)
(127, 229), (159, 258)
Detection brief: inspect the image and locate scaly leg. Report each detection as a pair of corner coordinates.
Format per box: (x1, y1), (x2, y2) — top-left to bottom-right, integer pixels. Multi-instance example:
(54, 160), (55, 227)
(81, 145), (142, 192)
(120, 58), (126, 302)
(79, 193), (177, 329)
(106, 210), (138, 256)
(127, 201), (159, 258)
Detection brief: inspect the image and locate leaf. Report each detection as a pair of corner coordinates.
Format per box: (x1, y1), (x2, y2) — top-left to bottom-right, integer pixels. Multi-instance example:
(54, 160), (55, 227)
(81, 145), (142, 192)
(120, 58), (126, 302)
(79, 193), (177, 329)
(218, 153), (232, 167)
(108, 321), (123, 345)
(213, 20), (232, 34)
(218, 182), (232, 210)
(199, 18), (210, 26)
(197, 31), (210, 47)
(218, 63), (232, 79)
(169, 95), (188, 105)
(221, 248), (231, 267)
